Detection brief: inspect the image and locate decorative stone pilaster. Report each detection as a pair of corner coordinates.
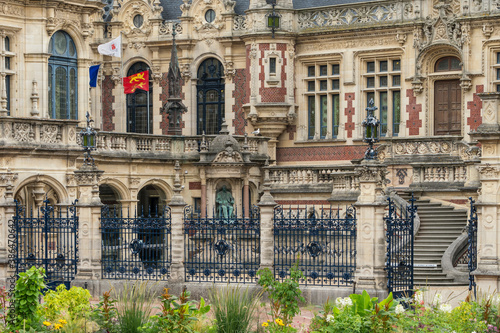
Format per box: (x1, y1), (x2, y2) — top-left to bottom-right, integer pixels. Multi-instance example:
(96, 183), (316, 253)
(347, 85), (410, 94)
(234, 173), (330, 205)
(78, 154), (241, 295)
(258, 160), (276, 271)
(469, 92), (500, 291)
(168, 161), (186, 283)
(71, 165), (103, 294)
(0, 170), (17, 284)
(353, 159), (387, 296)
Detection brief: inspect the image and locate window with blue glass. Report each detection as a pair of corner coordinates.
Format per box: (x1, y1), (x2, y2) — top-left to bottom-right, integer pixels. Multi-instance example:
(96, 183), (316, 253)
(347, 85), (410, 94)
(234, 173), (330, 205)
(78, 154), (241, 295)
(363, 58), (401, 137)
(2, 35), (14, 115)
(48, 31), (78, 119)
(197, 58), (225, 135)
(305, 62), (340, 140)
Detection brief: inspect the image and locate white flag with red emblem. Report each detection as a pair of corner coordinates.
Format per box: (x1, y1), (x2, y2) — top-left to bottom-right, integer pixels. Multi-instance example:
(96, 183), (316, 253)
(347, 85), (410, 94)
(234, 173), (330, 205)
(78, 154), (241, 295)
(97, 35), (121, 57)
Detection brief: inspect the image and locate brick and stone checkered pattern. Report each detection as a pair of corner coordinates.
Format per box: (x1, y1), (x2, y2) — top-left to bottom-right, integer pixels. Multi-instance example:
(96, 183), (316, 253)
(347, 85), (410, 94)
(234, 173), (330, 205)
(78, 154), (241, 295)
(344, 93), (355, 138)
(102, 75), (115, 131)
(276, 145), (366, 162)
(232, 68), (248, 135)
(406, 89), (422, 136)
(467, 85), (484, 132)
(259, 43), (287, 103)
(287, 125), (296, 140)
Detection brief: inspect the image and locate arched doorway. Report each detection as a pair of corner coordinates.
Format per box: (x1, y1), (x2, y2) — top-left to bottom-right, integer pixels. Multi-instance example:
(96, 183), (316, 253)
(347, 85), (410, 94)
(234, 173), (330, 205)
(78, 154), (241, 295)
(99, 184), (120, 207)
(127, 62), (153, 133)
(197, 58), (225, 135)
(434, 56), (462, 135)
(137, 184), (167, 216)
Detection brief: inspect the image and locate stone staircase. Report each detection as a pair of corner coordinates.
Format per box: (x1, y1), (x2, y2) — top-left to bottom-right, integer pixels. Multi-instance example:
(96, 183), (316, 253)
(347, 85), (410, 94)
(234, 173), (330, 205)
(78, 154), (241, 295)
(399, 193), (468, 286)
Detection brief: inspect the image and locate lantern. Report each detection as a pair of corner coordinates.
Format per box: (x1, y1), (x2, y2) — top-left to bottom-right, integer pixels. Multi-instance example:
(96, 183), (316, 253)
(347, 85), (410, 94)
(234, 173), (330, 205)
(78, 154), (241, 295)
(267, 0), (280, 38)
(79, 111), (97, 166)
(362, 99), (380, 160)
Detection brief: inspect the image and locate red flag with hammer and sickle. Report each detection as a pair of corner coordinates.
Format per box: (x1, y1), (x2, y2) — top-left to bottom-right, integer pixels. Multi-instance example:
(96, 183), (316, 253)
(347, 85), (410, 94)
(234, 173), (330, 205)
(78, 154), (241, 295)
(123, 71), (149, 94)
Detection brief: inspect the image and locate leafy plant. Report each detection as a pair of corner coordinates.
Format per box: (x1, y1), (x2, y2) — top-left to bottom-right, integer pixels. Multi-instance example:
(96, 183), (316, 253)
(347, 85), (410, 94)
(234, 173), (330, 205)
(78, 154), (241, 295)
(9, 266), (46, 330)
(40, 284), (92, 322)
(92, 289), (118, 333)
(257, 260), (305, 330)
(0, 285), (9, 327)
(114, 281), (157, 333)
(139, 287), (210, 333)
(209, 285), (261, 333)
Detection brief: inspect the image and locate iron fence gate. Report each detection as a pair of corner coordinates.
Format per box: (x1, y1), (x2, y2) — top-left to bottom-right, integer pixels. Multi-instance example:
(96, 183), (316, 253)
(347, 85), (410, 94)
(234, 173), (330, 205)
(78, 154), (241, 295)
(385, 196), (416, 299)
(100, 206), (172, 280)
(184, 206), (260, 283)
(273, 205), (357, 286)
(8, 199), (79, 290)
(468, 197), (478, 297)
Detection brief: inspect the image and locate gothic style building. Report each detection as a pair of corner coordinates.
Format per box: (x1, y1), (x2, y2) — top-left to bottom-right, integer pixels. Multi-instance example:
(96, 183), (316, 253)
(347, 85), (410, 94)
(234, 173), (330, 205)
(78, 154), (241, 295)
(1, 0), (500, 295)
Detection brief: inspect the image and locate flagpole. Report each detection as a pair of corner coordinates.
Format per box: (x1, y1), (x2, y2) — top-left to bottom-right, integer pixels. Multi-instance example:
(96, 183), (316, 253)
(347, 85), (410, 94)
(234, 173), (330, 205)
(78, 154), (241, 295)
(147, 88), (150, 133)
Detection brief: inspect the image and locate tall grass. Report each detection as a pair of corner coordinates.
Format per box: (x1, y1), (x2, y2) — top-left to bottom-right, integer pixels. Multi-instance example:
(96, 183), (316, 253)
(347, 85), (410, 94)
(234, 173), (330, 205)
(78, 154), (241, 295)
(113, 281), (157, 333)
(209, 285), (262, 333)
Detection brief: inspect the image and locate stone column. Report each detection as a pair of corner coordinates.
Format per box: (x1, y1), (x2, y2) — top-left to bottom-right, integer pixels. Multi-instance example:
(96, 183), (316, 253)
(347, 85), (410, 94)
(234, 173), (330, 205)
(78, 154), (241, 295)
(353, 160), (387, 297)
(0, 170), (17, 285)
(258, 161), (276, 271)
(168, 161), (186, 290)
(200, 168), (207, 218)
(71, 165), (104, 295)
(470, 93), (500, 291)
(243, 177), (250, 218)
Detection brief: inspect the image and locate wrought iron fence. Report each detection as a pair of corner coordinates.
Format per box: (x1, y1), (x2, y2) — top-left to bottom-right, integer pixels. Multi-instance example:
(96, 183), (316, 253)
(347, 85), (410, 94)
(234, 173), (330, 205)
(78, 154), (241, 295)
(273, 205), (357, 286)
(100, 205), (171, 280)
(468, 197), (478, 297)
(8, 199), (79, 290)
(184, 206), (260, 283)
(385, 195), (416, 299)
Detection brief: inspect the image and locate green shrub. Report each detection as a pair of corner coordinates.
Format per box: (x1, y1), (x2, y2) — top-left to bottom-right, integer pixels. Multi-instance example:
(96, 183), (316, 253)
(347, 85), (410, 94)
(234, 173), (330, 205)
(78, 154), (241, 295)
(115, 281), (157, 333)
(257, 260), (305, 331)
(9, 266), (46, 330)
(91, 289), (118, 333)
(40, 284), (92, 322)
(139, 287), (210, 333)
(209, 285), (261, 333)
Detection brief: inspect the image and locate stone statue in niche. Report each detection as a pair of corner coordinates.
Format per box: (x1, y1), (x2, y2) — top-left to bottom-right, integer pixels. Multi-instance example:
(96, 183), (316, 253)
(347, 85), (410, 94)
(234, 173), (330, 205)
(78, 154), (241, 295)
(216, 185), (234, 219)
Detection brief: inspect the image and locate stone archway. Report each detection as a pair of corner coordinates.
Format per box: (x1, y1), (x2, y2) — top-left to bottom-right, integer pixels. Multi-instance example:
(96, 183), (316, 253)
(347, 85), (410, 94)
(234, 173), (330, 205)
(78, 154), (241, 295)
(137, 184), (167, 216)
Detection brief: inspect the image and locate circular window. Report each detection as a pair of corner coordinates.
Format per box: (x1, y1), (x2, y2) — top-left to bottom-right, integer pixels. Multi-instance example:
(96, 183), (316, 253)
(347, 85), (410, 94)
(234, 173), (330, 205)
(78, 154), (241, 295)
(133, 14), (144, 28)
(53, 31), (67, 55)
(205, 9), (216, 23)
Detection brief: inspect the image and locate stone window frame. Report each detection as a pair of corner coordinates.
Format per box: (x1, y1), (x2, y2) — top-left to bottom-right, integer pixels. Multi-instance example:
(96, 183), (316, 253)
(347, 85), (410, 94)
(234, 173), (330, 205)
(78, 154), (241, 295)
(361, 56), (402, 138)
(302, 57), (342, 141)
(490, 46), (500, 92)
(0, 28), (18, 116)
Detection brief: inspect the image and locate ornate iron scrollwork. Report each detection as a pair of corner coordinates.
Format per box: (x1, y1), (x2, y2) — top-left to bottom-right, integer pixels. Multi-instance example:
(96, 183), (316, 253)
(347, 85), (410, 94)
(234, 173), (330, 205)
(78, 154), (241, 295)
(214, 240), (230, 256)
(307, 242), (322, 258)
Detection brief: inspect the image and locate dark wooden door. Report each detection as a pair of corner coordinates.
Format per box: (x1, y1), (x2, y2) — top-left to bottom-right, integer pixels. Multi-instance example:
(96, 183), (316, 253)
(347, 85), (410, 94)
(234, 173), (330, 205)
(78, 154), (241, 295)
(434, 80), (461, 135)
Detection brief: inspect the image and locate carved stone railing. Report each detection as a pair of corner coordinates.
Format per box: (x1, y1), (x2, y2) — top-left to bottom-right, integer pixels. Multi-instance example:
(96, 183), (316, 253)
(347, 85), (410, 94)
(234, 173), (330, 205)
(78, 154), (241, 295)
(0, 117), (80, 146)
(297, 0), (417, 31)
(411, 163), (467, 187)
(95, 131), (268, 157)
(268, 165), (359, 192)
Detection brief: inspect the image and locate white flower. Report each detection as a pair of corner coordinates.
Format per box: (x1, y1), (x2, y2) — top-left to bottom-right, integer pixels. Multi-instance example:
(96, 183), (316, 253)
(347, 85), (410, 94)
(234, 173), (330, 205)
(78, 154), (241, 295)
(433, 293), (442, 306)
(414, 290), (424, 304)
(335, 297), (343, 307)
(335, 297), (352, 309)
(492, 294), (500, 306)
(439, 303), (452, 313)
(326, 314), (334, 323)
(395, 304), (405, 314)
(343, 297), (353, 307)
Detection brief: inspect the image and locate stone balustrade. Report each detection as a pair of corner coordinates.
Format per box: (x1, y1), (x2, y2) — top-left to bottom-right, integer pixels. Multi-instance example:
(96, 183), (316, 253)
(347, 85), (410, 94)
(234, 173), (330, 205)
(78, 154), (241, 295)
(412, 164), (467, 185)
(0, 117), (80, 146)
(268, 165), (359, 192)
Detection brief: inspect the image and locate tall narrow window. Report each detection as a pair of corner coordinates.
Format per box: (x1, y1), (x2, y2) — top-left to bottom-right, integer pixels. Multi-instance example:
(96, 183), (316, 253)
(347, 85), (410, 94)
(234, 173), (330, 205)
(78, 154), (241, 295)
(2, 35), (14, 115)
(305, 62), (341, 140)
(363, 58), (401, 137)
(269, 58), (276, 75)
(127, 62), (153, 133)
(494, 52), (500, 92)
(48, 31), (78, 119)
(197, 58), (225, 135)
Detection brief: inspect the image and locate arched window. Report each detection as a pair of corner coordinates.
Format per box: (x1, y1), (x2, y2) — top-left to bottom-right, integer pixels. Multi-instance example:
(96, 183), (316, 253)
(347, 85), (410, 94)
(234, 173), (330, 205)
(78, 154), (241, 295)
(127, 62), (153, 133)
(435, 56), (461, 72)
(197, 58), (225, 135)
(48, 31), (78, 119)
(4, 36), (11, 114)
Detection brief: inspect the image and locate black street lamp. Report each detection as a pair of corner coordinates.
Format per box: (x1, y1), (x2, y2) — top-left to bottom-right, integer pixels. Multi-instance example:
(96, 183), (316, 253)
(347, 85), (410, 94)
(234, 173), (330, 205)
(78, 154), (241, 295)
(267, 0), (280, 38)
(362, 99), (380, 160)
(79, 111), (97, 166)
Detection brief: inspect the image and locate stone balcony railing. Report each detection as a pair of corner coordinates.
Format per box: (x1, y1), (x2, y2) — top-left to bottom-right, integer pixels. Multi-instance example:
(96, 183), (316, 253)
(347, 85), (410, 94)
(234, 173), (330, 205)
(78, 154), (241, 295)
(268, 165), (359, 194)
(0, 117), (80, 147)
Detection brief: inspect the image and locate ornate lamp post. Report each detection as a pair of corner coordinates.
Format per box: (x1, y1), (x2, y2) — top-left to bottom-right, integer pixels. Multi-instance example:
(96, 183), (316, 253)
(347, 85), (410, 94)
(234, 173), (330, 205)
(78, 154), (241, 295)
(362, 99), (380, 160)
(79, 111), (97, 167)
(267, 0), (280, 38)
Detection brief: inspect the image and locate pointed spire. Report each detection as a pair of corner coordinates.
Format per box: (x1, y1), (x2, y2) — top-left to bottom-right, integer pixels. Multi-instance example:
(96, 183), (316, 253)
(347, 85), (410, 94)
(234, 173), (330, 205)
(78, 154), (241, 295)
(167, 23), (182, 99)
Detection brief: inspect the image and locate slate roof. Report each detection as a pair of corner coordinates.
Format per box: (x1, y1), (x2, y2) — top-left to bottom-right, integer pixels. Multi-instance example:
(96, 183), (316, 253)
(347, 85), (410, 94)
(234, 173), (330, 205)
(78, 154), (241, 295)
(101, 0), (376, 22)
